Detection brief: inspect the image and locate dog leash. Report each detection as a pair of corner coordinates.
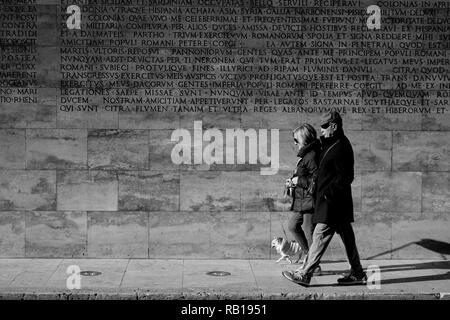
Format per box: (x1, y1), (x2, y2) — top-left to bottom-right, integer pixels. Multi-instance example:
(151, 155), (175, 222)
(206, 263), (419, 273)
(280, 221), (289, 241)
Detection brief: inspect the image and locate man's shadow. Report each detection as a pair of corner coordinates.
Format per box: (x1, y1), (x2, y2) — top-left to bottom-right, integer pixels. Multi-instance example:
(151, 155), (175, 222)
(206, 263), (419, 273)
(309, 239), (450, 287)
(366, 239), (450, 261)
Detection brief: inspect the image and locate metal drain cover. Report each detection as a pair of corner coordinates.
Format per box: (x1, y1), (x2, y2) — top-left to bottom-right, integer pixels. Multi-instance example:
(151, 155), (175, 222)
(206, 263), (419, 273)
(206, 271), (231, 276)
(80, 271), (102, 276)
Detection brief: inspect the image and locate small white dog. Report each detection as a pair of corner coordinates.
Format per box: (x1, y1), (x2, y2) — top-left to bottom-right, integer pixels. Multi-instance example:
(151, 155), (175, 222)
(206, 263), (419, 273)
(271, 237), (303, 264)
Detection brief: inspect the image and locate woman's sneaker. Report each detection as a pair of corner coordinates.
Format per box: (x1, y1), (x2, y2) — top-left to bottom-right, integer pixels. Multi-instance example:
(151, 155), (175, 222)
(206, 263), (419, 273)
(337, 271), (367, 285)
(282, 270), (312, 287)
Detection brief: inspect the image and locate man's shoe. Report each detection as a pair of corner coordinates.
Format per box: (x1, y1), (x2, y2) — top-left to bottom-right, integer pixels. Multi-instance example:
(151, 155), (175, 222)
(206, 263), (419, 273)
(282, 270), (311, 287)
(337, 271), (367, 286)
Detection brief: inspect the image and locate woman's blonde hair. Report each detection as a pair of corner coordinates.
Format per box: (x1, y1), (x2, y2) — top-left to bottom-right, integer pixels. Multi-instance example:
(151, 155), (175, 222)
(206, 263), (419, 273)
(293, 123), (317, 146)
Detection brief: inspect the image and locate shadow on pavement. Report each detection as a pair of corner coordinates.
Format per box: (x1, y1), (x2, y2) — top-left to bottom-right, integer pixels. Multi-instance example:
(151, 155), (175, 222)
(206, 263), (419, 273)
(376, 260), (450, 272)
(305, 261), (450, 288)
(366, 239), (450, 260)
(416, 239), (450, 255)
(378, 271), (450, 285)
(318, 260), (450, 276)
(308, 270), (450, 288)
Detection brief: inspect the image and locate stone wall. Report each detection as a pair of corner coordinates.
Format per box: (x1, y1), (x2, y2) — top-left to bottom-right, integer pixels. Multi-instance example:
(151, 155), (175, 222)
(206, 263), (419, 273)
(0, 0), (449, 259)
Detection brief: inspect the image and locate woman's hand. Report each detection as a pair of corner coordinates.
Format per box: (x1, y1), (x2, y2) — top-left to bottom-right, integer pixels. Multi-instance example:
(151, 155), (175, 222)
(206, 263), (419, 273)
(285, 177), (298, 187)
(285, 178), (292, 187)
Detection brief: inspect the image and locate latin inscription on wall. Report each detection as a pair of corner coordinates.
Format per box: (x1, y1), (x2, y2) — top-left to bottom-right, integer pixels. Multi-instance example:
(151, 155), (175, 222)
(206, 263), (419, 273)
(1, 0), (449, 125)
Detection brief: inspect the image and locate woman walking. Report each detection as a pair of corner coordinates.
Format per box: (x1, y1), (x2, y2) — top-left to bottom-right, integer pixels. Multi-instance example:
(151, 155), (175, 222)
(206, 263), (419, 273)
(285, 123), (321, 273)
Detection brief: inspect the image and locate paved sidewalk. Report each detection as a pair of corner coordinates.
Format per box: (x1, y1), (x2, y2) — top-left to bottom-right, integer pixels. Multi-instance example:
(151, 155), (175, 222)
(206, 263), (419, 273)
(0, 259), (449, 300)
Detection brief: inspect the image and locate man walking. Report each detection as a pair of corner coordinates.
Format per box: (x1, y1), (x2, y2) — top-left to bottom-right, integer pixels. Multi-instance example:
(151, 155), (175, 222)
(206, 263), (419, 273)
(282, 111), (367, 287)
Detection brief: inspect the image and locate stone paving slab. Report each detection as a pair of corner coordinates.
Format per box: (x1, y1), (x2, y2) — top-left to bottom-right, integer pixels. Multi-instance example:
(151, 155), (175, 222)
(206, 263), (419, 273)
(0, 259), (448, 300)
(0, 259), (62, 288)
(121, 259), (183, 291)
(46, 259), (129, 289)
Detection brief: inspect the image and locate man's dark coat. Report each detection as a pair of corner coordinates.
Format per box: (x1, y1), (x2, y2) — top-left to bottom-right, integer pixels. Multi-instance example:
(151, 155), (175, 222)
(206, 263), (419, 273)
(313, 130), (355, 225)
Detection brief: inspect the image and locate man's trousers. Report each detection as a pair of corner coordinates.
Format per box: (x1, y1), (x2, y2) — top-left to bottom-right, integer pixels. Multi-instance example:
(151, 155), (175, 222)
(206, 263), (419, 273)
(302, 222), (364, 275)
